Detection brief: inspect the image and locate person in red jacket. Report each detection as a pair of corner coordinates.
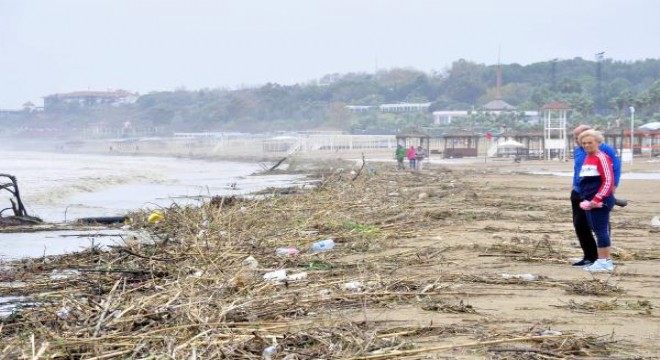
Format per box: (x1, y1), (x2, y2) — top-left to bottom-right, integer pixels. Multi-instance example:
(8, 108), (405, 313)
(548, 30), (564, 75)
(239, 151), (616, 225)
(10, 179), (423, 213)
(406, 146), (417, 172)
(577, 129), (616, 272)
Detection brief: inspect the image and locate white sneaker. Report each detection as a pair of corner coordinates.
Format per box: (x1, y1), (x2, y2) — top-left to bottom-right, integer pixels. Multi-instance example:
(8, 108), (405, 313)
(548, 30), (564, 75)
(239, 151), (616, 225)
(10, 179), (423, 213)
(583, 259), (614, 272)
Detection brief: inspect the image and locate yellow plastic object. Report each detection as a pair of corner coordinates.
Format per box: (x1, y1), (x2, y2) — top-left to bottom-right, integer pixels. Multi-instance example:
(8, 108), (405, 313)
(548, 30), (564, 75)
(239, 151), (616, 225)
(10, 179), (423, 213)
(147, 210), (164, 224)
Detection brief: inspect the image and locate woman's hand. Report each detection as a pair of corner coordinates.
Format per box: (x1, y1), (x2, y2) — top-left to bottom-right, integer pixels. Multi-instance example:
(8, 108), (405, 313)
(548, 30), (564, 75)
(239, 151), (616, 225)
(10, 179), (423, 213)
(589, 200), (603, 208)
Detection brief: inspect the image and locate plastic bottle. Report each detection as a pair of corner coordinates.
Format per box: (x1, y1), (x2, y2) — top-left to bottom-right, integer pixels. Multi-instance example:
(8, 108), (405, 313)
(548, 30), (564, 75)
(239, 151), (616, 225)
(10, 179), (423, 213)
(310, 239), (335, 252)
(275, 247), (300, 257)
(262, 345), (277, 359)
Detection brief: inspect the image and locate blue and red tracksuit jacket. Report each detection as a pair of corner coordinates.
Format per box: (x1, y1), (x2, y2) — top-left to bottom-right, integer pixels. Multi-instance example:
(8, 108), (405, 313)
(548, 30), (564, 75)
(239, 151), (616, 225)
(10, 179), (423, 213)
(579, 151), (614, 204)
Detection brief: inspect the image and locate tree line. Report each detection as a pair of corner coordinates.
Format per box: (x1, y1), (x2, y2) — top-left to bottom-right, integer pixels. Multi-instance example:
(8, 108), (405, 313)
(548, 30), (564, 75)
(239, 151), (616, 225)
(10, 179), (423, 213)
(9, 57), (660, 135)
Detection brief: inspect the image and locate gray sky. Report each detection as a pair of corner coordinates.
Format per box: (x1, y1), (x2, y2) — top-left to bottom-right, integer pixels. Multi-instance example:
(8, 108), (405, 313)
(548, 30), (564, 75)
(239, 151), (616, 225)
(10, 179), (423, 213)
(1, 0), (659, 108)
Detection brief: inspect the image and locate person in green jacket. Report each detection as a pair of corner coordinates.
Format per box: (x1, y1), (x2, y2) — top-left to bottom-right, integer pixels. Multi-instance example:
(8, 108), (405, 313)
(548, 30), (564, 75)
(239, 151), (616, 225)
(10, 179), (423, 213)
(395, 144), (406, 170)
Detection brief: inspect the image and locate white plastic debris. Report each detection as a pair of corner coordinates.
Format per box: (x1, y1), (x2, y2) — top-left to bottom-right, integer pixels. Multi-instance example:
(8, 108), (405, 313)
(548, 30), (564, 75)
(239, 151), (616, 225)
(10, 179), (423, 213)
(285, 272), (307, 281)
(501, 273), (538, 281)
(188, 269), (203, 277)
(275, 247), (300, 257)
(263, 269), (287, 282)
(49, 269), (81, 280)
(651, 216), (660, 227)
(262, 345), (277, 359)
(342, 281), (363, 291)
(540, 330), (563, 336)
(56, 306), (70, 319)
(242, 256), (259, 270)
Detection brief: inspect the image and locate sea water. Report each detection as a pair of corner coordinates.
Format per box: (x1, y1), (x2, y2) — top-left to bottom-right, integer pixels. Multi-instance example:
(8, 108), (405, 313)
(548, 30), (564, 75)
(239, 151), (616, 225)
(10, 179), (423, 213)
(0, 149), (305, 260)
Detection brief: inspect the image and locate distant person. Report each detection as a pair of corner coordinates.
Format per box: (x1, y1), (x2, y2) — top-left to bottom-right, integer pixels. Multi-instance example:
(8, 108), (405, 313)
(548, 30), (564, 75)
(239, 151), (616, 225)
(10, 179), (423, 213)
(406, 146), (417, 171)
(395, 144), (406, 170)
(415, 145), (426, 172)
(570, 125), (622, 268)
(577, 129), (617, 272)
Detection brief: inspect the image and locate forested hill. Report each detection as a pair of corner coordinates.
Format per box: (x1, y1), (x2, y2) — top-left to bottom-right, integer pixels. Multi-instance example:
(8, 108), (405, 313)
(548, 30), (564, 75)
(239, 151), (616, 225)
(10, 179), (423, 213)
(14, 57), (660, 134)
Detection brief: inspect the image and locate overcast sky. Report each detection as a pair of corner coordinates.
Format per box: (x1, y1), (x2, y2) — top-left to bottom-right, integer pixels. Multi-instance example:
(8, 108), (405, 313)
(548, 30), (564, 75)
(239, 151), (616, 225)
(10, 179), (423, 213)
(1, 0), (659, 108)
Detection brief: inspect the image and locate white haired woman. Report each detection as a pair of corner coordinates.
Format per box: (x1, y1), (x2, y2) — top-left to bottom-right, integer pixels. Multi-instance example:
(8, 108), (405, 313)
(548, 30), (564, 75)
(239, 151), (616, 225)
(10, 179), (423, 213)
(577, 129), (616, 272)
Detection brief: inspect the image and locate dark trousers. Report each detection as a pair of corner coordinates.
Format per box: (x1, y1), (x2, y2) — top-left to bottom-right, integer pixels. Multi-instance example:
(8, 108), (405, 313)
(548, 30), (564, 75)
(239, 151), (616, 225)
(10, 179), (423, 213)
(585, 196), (614, 248)
(571, 190), (598, 261)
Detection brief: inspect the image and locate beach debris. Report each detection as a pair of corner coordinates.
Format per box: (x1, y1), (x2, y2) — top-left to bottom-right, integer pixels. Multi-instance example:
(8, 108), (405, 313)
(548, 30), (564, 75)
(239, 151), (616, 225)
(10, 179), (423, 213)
(243, 256), (259, 269)
(263, 269), (287, 282)
(0, 173), (42, 225)
(501, 273), (538, 281)
(342, 281), (363, 292)
(147, 210), (164, 224)
(56, 306), (70, 319)
(298, 230), (319, 236)
(0, 281), (27, 288)
(539, 330), (563, 336)
(310, 239), (335, 252)
(275, 247), (300, 257)
(651, 216), (660, 227)
(285, 272), (307, 281)
(262, 269), (308, 283)
(188, 268), (203, 277)
(262, 345), (278, 359)
(0, 164), (650, 358)
(49, 269), (81, 280)
(75, 216), (128, 225)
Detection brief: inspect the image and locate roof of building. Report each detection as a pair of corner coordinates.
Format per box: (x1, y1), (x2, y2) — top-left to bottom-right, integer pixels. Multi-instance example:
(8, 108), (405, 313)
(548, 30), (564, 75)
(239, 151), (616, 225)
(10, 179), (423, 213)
(395, 128), (431, 139)
(45, 90), (137, 99)
(483, 99), (516, 111)
(639, 122), (660, 131)
(541, 101), (572, 110)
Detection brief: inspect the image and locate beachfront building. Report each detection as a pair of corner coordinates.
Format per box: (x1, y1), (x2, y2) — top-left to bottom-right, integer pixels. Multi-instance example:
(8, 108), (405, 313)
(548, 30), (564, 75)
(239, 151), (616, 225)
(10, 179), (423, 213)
(432, 104), (539, 126)
(379, 102), (431, 113)
(346, 102), (431, 113)
(43, 90), (138, 111)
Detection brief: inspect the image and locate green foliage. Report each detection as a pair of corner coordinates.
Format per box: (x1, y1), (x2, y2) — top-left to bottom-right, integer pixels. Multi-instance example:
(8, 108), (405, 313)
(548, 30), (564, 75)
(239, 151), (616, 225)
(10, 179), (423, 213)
(342, 220), (380, 234)
(12, 58), (660, 134)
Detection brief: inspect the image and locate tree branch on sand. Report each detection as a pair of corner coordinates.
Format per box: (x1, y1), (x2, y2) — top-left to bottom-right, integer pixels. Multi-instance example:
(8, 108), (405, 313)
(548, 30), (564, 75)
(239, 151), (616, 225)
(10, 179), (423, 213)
(0, 173), (42, 225)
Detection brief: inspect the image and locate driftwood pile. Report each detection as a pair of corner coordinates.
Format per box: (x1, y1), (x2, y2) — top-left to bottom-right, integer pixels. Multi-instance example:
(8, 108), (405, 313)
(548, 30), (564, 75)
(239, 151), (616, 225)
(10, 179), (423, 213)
(0, 163), (640, 358)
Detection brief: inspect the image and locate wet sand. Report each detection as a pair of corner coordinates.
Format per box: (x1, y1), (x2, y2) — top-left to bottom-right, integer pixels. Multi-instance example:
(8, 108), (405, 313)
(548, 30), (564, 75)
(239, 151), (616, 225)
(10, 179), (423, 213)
(355, 158), (660, 357)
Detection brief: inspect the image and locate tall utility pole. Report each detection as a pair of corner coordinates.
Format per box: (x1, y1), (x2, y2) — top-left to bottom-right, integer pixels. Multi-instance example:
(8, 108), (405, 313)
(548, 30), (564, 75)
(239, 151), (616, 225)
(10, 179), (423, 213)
(496, 46), (502, 99)
(551, 58), (558, 91)
(630, 106), (635, 165)
(595, 52), (605, 115)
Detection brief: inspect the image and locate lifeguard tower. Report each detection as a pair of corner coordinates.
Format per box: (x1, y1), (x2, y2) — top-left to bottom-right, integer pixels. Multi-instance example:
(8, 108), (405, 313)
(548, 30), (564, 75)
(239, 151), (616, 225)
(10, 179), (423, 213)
(542, 101), (571, 161)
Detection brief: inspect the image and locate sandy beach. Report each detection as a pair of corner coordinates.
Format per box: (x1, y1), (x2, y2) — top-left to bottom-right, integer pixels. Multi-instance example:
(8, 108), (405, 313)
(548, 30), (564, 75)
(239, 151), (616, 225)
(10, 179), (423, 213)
(1, 153), (659, 358)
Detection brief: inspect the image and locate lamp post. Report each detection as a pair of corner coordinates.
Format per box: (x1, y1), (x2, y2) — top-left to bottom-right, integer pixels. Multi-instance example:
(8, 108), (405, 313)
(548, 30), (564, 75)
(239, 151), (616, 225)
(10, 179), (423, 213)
(629, 106), (635, 165)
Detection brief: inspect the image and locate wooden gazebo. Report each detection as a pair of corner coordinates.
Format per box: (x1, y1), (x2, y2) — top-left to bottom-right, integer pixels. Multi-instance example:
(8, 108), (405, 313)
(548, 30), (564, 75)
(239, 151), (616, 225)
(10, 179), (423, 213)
(442, 130), (480, 158)
(495, 130), (545, 159)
